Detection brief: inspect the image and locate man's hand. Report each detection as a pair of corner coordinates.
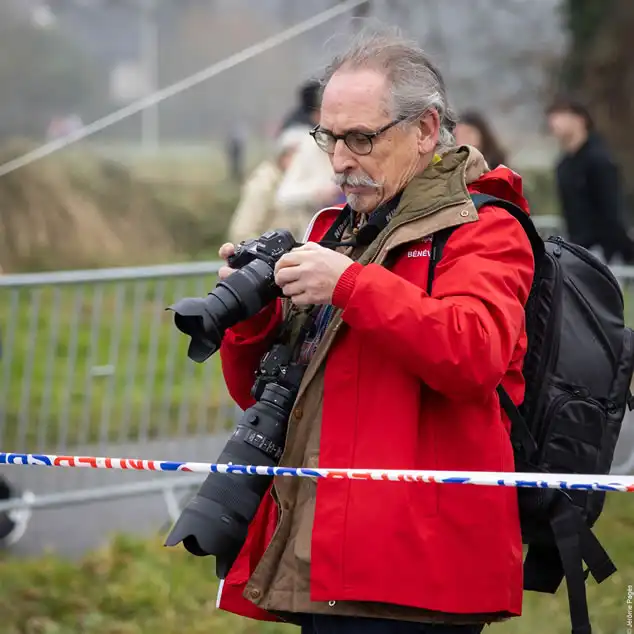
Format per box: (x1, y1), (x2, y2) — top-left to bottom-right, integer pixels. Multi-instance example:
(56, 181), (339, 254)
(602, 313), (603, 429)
(274, 242), (354, 306)
(218, 243), (236, 280)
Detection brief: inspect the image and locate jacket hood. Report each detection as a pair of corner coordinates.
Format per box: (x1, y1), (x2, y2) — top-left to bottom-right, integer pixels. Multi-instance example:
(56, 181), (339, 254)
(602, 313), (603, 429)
(464, 146), (529, 215)
(395, 145), (529, 220)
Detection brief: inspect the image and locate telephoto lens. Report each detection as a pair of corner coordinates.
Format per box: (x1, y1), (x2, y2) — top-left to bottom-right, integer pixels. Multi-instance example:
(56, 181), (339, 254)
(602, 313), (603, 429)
(164, 382), (298, 579)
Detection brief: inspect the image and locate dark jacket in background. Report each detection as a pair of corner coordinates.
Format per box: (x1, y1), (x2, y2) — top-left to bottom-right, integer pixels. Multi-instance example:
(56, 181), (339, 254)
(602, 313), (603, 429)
(280, 108), (314, 132)
(555, 133), (634, 263)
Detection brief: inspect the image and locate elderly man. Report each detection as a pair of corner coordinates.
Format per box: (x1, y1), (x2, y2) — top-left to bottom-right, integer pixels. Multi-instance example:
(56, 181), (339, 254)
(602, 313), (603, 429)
(216, 27), (534, 634)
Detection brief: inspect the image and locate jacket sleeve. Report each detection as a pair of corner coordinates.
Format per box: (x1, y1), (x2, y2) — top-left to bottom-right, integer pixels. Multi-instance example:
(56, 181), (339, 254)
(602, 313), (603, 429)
(331, 206), (535, 401)
(219, 300), (284, 410)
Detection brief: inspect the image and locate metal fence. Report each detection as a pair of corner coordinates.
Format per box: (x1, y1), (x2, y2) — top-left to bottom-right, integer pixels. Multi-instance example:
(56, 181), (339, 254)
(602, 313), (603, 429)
(0, 261), (235, 516)
(1, 219), (634, 517)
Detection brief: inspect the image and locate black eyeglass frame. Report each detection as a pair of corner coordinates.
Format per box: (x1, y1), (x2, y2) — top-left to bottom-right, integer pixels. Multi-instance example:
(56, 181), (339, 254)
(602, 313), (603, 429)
(310, 115), (408, 156)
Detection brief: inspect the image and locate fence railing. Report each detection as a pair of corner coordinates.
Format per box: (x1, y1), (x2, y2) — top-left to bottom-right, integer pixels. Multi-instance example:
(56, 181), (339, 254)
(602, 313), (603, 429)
(0, 261), (234, 514)
(2, 223), (634, 514)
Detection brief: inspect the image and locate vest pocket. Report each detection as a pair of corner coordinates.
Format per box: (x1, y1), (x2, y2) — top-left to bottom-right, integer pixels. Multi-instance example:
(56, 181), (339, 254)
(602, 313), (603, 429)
(293, 483), (316, 564)
(293, 454), (320, 565)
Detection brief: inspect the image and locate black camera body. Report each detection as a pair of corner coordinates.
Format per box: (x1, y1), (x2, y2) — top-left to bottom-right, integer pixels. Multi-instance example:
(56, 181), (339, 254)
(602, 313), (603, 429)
(167, 229), (298, 363)
(227, 229), (298, 271)
(252, 342), (306, 401)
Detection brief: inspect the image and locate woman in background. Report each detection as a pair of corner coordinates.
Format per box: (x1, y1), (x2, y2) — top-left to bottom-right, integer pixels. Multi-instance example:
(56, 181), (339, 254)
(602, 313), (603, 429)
(455, 111), (508, 170)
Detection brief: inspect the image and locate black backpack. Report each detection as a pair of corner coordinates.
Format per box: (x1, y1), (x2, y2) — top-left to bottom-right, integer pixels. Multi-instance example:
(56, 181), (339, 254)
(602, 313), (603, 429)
(427, 193), (634, 634)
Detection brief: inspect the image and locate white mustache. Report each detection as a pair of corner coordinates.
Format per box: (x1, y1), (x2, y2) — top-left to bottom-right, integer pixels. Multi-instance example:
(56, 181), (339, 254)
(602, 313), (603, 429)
(334, 172), (380, 188)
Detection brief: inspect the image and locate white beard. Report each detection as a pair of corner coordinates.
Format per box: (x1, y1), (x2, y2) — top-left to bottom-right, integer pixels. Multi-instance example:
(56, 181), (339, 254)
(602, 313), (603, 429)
(346, 193), (362, 210)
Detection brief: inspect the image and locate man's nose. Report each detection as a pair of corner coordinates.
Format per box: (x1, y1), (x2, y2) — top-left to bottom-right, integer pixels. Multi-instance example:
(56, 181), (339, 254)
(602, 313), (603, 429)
(330, 139), (357, 174)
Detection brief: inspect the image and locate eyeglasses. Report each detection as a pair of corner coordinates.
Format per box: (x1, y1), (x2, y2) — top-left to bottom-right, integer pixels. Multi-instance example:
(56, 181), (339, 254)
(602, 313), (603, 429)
(310, 116), (407, 156)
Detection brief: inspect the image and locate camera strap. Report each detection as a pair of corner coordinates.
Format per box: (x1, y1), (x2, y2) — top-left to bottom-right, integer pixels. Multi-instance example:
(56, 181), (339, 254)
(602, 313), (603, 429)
(318, 191), (403, 249)
(318, 205), (355, 245)
(277, 303), (318, 354)
(268, 193), (403, 369)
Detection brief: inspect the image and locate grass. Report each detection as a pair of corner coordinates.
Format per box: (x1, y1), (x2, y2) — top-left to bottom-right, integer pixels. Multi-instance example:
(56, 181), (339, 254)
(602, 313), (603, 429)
(0, 493), (632, 634)
(0, 147), (248, 452)
(498, 492), (634, 634)
(0, 151), (630, 458)
(0, 533), (292, 634)
(0, 275), (235, 453)
(0, 140), (243, 274)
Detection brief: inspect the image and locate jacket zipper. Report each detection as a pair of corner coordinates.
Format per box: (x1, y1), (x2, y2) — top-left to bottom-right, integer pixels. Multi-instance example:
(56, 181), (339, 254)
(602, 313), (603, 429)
(537, 391), (570, 459)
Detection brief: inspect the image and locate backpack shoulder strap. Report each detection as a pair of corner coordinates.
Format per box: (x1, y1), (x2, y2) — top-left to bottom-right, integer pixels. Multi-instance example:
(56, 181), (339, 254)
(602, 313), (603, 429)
(470, 193), (545, 266)
(426, 193), (544, 295)
(426, 227), (455, 295)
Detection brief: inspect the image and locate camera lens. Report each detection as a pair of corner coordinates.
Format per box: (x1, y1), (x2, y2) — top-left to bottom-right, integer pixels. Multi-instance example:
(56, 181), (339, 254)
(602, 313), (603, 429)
(164, 383), (296, 578)
(169, 259), (278, 362)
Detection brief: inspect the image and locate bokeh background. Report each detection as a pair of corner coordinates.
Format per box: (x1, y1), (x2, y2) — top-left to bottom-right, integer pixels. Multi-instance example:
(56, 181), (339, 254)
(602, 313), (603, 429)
(0, 2), (633, 633)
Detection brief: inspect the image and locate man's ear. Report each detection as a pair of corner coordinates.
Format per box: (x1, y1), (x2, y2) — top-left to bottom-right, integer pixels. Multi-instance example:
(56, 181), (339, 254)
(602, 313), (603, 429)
(417, 109), (441, 155)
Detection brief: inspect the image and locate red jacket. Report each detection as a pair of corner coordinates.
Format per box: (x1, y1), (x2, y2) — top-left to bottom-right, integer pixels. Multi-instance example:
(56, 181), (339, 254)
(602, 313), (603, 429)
(217, 167), (534, 621)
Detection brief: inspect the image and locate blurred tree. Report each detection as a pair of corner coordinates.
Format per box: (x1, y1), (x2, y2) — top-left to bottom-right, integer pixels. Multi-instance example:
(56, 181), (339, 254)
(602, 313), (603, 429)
(559, 0), (634, 209)
(0, 7), (108, 141)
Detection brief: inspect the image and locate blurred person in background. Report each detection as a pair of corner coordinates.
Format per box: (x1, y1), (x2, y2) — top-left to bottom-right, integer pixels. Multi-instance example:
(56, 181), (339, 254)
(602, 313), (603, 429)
(46, 113), (84, 142)
(546, 97), (634, 264)
(273, 78), (344, 239)
(226, 123), (247, 185)
(275, 128), (344, 238)
(455, 111), (507, 170)
(227, 126), (308, 246)
(280, 80), (322, 132)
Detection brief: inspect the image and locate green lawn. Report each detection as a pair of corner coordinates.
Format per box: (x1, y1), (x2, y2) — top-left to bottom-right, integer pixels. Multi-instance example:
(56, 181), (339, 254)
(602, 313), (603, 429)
(0, 275), (234, 453)
(498, 492), (634, 634)
(0, 493), (632, 634)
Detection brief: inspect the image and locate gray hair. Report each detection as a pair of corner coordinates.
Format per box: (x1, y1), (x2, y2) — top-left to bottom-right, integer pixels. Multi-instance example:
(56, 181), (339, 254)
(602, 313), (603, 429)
(319, 26), (457, 152)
